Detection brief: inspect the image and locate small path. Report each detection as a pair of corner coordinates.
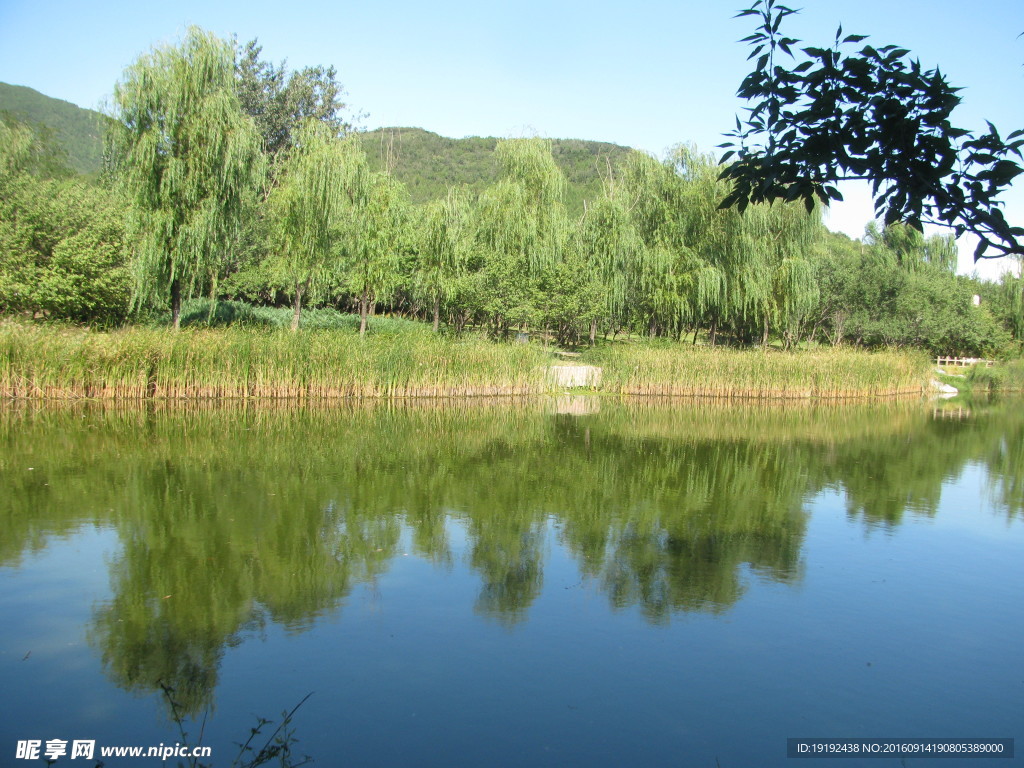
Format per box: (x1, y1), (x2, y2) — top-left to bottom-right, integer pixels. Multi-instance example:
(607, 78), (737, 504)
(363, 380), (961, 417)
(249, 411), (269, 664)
(547, 365), (602, 388)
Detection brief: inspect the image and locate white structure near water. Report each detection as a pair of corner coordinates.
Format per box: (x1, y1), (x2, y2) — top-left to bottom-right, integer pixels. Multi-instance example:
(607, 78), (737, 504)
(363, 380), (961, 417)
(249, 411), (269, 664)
(547, 365), (602, 389)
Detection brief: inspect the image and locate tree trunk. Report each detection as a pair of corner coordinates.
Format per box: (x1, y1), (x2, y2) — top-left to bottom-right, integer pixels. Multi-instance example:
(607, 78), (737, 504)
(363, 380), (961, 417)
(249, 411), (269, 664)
(762, 316), (770, 348)
(359, 288), (369, 336)
(171, 278), (182, 330)
(206, 281), (217, 325)
(432, 296), (441, 333)
(787, 319), (803, 350)
(589, 318), (597, 346)
(291, 279), (306, 332)
(709, 318), (718, 347)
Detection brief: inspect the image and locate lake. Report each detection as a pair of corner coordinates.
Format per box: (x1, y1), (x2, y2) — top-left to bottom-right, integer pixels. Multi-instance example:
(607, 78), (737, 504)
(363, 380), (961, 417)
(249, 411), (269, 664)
(1, 397), (1021, 767)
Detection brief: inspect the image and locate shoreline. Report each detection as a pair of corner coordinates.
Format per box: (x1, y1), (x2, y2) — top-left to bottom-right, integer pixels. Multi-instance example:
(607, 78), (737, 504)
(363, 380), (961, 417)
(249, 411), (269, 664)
(1, 322), (938, 401)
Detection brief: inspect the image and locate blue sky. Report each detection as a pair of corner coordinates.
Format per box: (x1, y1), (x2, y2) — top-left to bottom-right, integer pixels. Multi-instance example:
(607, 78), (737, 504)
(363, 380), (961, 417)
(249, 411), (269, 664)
(1, 0), (1021, 278)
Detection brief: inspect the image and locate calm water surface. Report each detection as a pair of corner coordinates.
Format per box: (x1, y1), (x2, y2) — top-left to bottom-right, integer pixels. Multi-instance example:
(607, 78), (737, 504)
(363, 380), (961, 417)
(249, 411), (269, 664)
(1, 397), (1022, 767)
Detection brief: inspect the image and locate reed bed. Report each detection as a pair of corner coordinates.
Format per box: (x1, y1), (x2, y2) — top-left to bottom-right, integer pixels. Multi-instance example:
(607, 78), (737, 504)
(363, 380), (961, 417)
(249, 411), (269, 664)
(2, 322), (935, 400)
(0, 322), (551, 399)
(584, 344), (932, 399)
(965, 358), (1024, 392)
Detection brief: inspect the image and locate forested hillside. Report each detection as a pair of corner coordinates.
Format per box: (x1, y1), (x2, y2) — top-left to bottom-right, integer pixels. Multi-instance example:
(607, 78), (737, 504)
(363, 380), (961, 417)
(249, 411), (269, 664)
(0, 83), (630, 215)
(360, 127), (632, 214)
(0, 82), (107, 175)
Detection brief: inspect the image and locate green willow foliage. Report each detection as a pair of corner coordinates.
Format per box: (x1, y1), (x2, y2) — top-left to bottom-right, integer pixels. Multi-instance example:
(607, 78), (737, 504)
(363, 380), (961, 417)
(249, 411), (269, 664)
(471, 138), (573, 338)
(416, 188), (471, 332)
(998, 269), (1024, 341)
(339, 164), (409, 335)
(599, 146), (820, 345)
(266, 120), (359, 330)
(107, 27), (264, 328)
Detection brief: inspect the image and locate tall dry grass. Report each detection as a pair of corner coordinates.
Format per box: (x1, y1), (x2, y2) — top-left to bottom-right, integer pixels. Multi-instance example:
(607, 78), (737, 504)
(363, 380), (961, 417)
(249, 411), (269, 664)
(1, 322), (933, 400)
(583, 344), (931, 399)
(0, 322), (550, 399)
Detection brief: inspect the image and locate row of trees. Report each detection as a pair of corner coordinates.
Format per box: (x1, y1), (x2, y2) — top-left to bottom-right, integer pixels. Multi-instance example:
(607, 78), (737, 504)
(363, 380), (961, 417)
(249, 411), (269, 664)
(1, 26), (1021, 355)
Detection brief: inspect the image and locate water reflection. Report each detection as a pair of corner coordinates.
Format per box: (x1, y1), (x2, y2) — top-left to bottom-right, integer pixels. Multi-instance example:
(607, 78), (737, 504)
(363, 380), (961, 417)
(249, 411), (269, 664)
(1, 397), (1021, 713)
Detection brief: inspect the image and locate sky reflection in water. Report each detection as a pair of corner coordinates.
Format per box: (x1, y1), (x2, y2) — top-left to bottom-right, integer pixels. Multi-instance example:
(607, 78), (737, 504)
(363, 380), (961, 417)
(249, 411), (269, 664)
(1, 398), (1021, 767)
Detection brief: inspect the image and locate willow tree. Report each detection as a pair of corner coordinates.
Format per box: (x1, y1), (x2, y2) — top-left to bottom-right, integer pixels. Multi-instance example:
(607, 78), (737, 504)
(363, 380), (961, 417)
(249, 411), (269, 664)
(108, 27), (263, 328)
(865, 222), (958, 273)
(474, 138), (568, 337)
(665, 146), (820, 346)
(416, 188), (471, 332)
(997, 268), (1024, 341)
(617, 150), (725, 341)
(734, 201), (821, 346)
(267, 120), (358, 330)
(579, 191), (643, 342)
(338, 163), (408, 336)
(581, 198), (626, 342)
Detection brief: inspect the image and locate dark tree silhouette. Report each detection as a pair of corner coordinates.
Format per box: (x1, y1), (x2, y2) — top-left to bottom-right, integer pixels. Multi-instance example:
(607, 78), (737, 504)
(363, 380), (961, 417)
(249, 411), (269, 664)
(720, 0), (1024, 260)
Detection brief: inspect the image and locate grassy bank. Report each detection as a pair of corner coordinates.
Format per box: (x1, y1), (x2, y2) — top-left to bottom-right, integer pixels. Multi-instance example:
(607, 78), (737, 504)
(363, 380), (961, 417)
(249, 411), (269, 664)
(1, 322), (933, 400)
(585, 343), (931, 399)
(963, 359), (1024, 393)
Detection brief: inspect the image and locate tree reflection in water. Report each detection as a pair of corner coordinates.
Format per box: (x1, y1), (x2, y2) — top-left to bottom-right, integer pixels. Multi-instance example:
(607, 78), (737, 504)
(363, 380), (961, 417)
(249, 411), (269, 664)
(1, 397), (1020, 713)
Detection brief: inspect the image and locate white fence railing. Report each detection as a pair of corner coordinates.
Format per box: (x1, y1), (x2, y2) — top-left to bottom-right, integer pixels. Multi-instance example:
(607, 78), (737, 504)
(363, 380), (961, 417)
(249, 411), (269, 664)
(935, 357), (994, 368)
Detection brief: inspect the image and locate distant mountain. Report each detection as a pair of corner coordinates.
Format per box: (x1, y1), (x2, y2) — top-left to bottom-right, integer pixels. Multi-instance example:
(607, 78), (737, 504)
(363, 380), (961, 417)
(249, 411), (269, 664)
(360, 127), (635, 214)
(0, 82), (107, 175)
(0, 83), (636, 206)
